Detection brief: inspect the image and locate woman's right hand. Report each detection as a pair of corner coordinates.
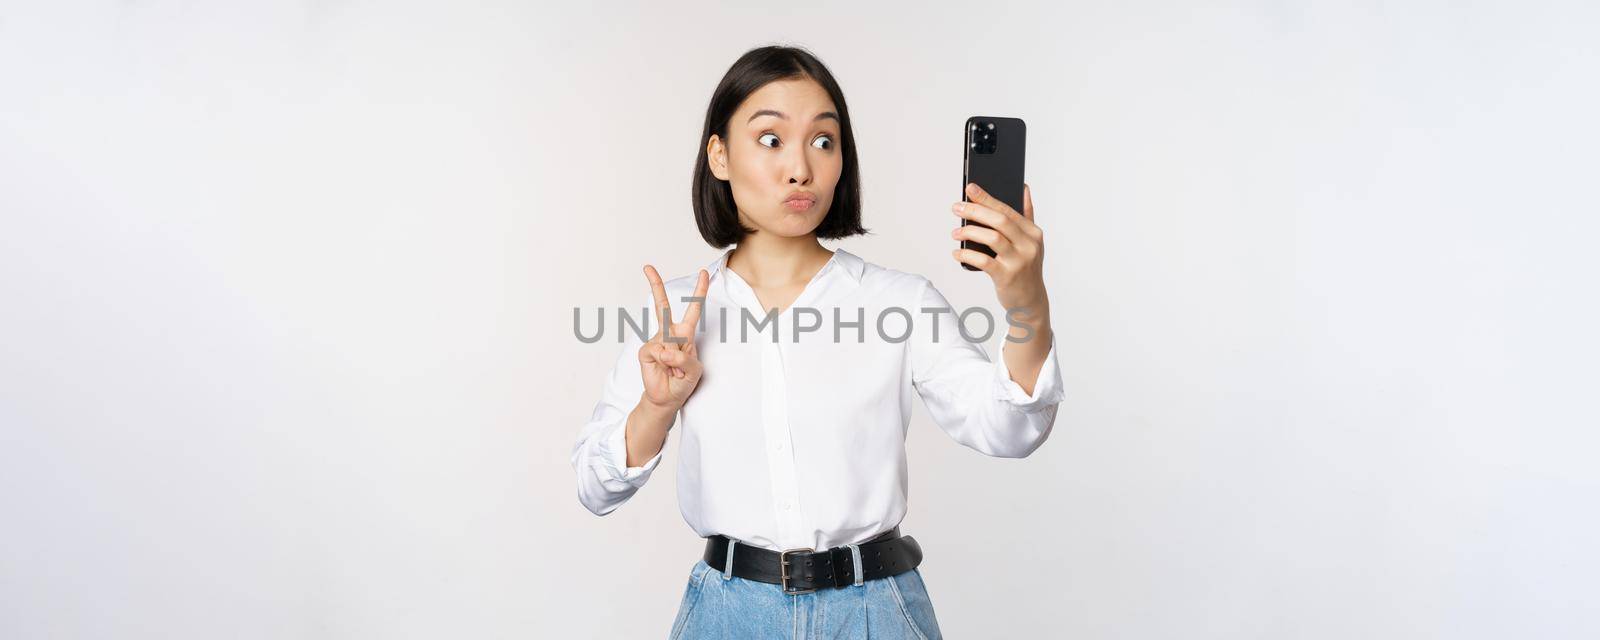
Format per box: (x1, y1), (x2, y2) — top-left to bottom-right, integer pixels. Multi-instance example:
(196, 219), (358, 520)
(638, 265), (710, 412)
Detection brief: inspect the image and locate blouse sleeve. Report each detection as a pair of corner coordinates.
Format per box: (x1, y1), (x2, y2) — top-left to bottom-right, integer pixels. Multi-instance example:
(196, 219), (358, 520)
(907, 276), (1066, 458)
(570, 295), (668, 516)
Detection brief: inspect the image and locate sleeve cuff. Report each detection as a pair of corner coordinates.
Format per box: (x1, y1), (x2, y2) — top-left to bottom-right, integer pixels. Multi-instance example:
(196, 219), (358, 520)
(599, 417), (665, 484)
(993, 333), (1066, 412)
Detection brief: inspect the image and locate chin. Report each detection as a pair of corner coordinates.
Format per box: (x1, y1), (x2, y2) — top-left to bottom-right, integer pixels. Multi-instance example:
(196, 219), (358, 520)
(756, 225), (821, 240)
(751, 212), (824, 238)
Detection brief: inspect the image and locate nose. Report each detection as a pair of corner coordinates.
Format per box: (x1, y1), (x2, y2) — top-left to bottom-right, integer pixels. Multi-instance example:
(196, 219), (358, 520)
(785, 144), (812, 185)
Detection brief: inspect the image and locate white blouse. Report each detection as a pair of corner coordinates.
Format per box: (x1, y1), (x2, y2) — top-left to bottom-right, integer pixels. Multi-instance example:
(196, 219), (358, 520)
(570, 248), (1065, 552)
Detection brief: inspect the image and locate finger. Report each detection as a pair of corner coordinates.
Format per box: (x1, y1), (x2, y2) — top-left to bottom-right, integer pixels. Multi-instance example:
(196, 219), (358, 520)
(952, 223), (1012, 254)
(965, 182), (1043, 242)
(952, 248), (1000, 274)
(643, 264), (673, 343)
(953, 201), (1027, 246)
(662, 348), (702, 377)
(665, 359), (685, 378)
(646, 343), (683, 378)
(659, 348), (699, 375)
(965, 182), (1020, 218)
(679, 269), (710, 335)
(1016, 184), (1042, 242)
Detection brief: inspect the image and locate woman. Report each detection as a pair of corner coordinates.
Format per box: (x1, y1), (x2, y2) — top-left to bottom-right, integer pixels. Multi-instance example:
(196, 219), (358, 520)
(571, 45), (1064, 639)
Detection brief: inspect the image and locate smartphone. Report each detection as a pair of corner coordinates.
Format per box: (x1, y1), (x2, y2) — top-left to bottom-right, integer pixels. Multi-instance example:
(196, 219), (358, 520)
(960, 116), (1027, 271)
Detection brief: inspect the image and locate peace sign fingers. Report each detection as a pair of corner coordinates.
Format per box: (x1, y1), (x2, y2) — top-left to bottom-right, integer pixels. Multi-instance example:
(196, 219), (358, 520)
(643, 264), (710, 348)
(678, 269), (710, 342)
(643, 264), (675, 344)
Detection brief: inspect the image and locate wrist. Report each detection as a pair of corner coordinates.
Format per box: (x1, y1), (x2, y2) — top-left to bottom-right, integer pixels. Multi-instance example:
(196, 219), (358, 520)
(999, 281), (1048, 313)
(638, 393), (680, 420)
(1003, 295), (1050, 324)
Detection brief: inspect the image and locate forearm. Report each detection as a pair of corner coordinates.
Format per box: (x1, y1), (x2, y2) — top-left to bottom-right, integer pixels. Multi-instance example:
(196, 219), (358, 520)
(624, 393), (677, 467)
(1002, 299), (1052, 396)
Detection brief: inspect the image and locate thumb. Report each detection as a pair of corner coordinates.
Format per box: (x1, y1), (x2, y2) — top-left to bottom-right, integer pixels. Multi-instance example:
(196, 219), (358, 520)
(658, 348), (691, 368)
(639, 341), (663, 366)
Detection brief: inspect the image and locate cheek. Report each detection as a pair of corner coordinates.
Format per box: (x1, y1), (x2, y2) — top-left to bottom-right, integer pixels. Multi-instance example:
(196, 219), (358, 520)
(724, 162), (774, 217)
(826, 154), (844, 177)
(816, 154), (844, 188)
(727, 149), (780, 186)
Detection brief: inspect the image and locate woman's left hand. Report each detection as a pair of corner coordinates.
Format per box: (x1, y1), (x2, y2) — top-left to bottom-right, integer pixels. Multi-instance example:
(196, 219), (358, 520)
(951, 182), (1049, 314)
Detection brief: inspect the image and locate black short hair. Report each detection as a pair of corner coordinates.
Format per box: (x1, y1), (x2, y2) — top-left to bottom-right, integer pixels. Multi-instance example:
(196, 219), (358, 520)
(692, 45), (869, 249)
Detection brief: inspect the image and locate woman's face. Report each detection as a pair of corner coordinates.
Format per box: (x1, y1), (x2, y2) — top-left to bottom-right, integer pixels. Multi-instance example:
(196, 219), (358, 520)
(707, 77), (843, 240)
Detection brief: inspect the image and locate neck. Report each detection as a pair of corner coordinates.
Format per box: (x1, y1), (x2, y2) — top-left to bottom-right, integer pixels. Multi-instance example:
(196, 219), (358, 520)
(727, 233), (833, 288)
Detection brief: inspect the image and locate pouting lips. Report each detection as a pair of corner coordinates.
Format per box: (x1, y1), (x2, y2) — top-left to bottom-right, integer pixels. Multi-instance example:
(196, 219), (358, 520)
(783, 194), (817, 210)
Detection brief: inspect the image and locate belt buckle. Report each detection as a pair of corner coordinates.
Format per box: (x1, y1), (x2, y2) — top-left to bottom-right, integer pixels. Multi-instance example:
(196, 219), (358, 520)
(779, 548), (816, 595)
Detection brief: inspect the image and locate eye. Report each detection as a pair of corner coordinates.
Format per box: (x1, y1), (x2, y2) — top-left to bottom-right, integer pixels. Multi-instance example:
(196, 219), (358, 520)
(758, 133), (780, 148)
(811, 134), (834, 151)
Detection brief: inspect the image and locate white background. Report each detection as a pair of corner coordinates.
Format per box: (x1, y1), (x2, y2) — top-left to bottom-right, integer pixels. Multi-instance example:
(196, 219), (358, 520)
(3, 1), (1597, 638)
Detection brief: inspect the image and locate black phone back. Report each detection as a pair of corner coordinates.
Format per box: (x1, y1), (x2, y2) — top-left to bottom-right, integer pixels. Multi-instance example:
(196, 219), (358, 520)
(961, 116), (1027, 271)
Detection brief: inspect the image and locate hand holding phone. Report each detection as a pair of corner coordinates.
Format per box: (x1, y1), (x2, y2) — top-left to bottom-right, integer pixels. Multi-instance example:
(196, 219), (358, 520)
(958, 116), (1027, 271)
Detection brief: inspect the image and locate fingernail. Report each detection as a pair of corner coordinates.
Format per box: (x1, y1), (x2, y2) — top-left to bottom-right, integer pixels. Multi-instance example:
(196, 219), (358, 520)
(966, 183), (980, 194)
(951, 202), (963, 214)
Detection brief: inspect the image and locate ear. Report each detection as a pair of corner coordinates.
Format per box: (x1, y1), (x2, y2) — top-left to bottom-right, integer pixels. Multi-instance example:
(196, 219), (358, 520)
(707, 134), (730, 181)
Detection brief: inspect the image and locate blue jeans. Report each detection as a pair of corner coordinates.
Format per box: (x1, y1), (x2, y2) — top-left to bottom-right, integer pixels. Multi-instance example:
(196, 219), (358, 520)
(668, 558), (945, 639)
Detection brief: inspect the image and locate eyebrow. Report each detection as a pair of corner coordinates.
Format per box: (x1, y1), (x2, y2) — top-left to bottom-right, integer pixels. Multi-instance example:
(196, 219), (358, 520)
(747, 109), (840, 125)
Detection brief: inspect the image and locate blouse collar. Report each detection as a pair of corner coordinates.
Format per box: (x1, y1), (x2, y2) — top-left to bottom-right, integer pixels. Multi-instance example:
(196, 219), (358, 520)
(706, 247), (865, 286)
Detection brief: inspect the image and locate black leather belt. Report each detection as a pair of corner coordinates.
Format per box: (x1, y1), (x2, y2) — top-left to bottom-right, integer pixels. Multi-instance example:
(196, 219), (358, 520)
(702, 527), (923, 595)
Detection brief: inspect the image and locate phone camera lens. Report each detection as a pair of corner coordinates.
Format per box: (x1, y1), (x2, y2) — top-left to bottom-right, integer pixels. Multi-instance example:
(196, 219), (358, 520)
(970, 120), (999, 154)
